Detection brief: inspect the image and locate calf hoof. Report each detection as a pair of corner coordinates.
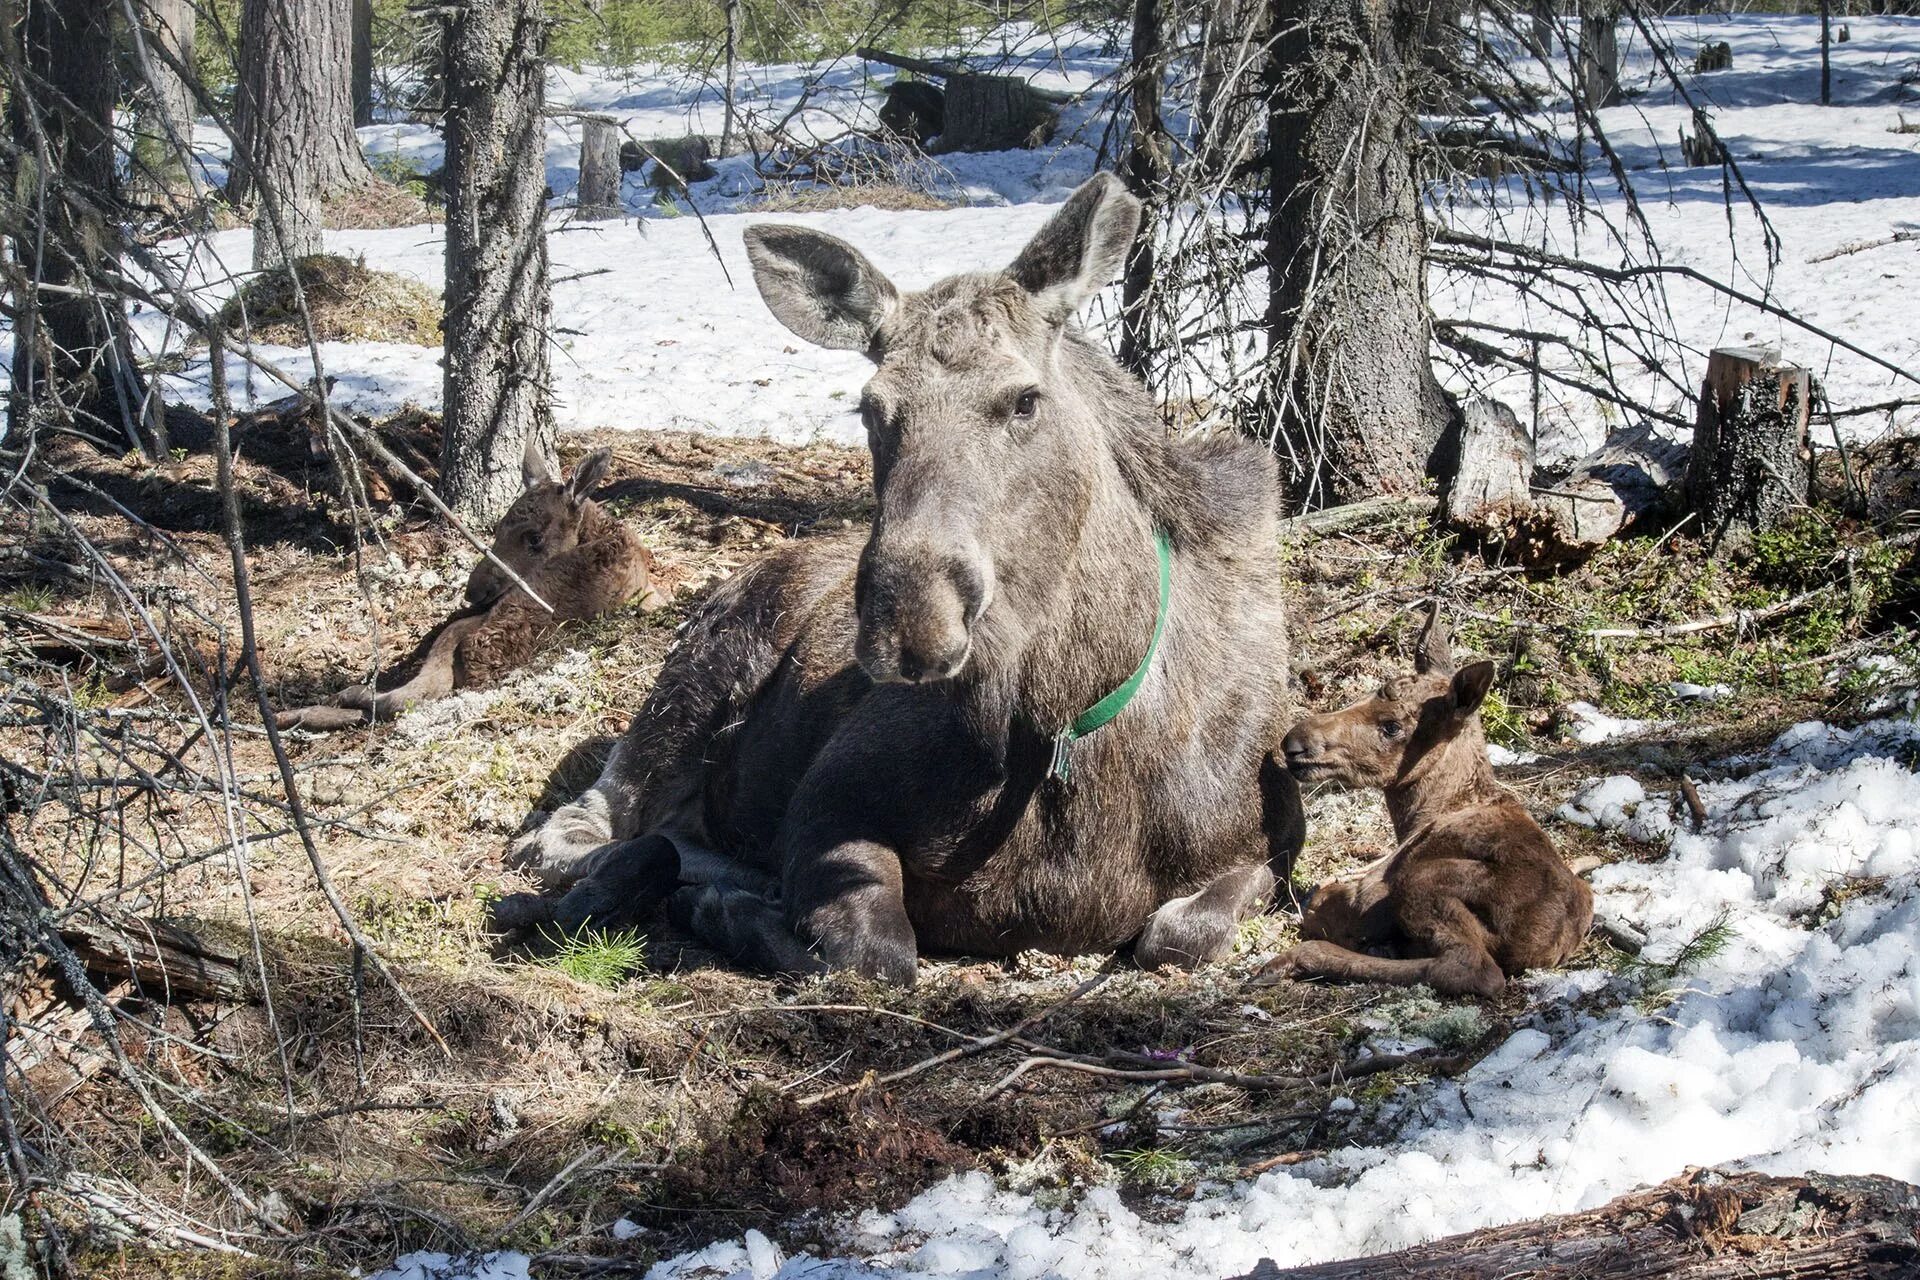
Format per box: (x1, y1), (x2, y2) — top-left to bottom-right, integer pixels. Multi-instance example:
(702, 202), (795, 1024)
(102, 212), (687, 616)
(1249, 942), (1330, 986)
(490, 892), (557, 931)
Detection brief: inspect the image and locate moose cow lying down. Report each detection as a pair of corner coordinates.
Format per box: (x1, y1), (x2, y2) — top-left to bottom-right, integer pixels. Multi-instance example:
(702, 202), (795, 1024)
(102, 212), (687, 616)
(498, 175), (1305, 983)
(277, 448), (663, 731)
(1262, 608), (1593, 997)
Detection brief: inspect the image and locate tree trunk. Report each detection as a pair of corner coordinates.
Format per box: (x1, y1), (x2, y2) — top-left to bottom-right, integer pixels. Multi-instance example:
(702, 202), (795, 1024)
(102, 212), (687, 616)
(1265, 0), (1451, 507)
(720, 0), (740, 158)
(1233, 1169), (1920, 1278)
(576, 114), (623, 218)
(7, 0), (160, 452)
(1194, 0), (1266, 179)
(129, 0), (198, 198)
(937, 74), (1057, 152)
(1687, 347), (1812, 551)
(1578, 0), (1621, 109)
(232, 0), (372, 267)
(1119, 0), (1168, 377)
(1530, 0), (1555, 58)
(353, 0), (375, 126)
(440, 0), (555, 525)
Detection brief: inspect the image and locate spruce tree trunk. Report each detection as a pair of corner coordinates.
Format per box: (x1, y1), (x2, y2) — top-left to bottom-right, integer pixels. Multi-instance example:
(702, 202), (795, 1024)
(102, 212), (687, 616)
(232, 0), (372, 267)
(1265, 0), (1451, 506)
(8, 0), (159, 450)
(440, 0), (555, 525)
(129, 0), (198, 197)
(1578, 0), (1621, 108)
(353, 0), (375, 126)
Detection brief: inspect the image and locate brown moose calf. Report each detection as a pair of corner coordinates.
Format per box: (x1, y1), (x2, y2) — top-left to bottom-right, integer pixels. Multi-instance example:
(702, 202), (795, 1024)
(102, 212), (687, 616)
(277, 447), (663, 731)
(1262, 608), (1592, 997)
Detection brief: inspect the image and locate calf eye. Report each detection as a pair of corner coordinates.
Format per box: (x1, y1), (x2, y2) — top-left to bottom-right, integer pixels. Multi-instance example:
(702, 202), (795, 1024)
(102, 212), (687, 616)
(1379, 720), (1404, 740)
(1012, 389), (1039, 419)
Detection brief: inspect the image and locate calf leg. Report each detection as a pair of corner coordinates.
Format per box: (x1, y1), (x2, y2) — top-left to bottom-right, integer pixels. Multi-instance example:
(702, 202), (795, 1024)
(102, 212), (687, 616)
(1259, 938), (1505, 998)
(1135, 863), (1275, 970)
(508, 739), (646, 888)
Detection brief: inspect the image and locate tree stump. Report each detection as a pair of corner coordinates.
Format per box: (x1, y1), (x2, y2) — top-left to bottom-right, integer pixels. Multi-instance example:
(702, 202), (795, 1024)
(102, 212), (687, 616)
(1233, 1168), (1920, 1278)
(1687, 347), (1812, 550)
(1441, 398), (1534, 526)
(576, 114), (624, 219)
(937, 74), (1058, 153)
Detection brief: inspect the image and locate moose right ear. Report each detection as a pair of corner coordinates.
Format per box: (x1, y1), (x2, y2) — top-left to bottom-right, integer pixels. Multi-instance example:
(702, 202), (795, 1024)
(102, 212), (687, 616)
(744, 224), (899, 353)
(1413, 601), (1455, 676)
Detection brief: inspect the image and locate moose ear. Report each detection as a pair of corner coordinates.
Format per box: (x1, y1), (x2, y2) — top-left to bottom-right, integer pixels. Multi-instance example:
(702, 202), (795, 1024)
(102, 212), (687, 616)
(744, 224), (899, 353)
(1413, 601), (1454, 676)
(1450, 661), (1496, 719)
(567, 447), (612, 502)
(522, 437), (559, 489)
(1005, 173), (1141, 322)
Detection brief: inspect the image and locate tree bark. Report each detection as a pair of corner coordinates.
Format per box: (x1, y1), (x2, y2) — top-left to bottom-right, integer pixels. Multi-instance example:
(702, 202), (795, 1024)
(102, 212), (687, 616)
(7, 0), (159, 451)
(232, 0), (373, 267)
(1578, 0), (1622, 109)
(1232, 1169), (1920, 1278)
(353, 0), (375, 126)
(1265, 0), (1451, 507)
(440, 0), (555, 525)
(576, 114), (623, 218)
(128, 0), (198, 197)
(1687, 347), (1812, 551)
(1119, 0), (1167, 377)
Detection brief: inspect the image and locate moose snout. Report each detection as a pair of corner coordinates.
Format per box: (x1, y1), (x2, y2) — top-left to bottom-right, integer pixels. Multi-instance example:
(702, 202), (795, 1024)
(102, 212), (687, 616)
(1280, 725), (1315, 770)
(855, 541), (989, 685)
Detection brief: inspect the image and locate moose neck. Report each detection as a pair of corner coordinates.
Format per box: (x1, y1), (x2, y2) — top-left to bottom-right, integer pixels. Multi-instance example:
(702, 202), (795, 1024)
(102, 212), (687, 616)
(1383, 726), (1495, 841)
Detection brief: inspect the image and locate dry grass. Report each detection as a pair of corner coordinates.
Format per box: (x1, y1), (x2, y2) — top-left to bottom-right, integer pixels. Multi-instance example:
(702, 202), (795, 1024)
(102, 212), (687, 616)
(7, 420), (1906, 1275)
(218, 254), (443, 347)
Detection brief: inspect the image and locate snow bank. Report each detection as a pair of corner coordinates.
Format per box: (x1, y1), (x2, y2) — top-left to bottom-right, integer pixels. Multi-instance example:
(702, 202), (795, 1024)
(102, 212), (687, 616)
(634, 714), (1920, 1280)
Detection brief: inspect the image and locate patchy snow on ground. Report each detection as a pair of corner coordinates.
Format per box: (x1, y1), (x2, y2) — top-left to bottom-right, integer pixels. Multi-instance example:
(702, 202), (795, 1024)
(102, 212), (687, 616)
(108, 14), (1920, 453)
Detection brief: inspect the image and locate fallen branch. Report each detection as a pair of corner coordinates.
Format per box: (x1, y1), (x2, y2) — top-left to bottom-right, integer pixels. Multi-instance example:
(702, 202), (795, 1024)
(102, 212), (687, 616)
(1808, 230), (1919, 263)
(1280, 495), (1436, 537)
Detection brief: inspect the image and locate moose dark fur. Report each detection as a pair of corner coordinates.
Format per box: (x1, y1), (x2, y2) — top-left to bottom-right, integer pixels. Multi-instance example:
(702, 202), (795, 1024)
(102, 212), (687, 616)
(1261, 607), (1593, 997)
(276, 448), (663, 731)
(498, 175), (1303, 984)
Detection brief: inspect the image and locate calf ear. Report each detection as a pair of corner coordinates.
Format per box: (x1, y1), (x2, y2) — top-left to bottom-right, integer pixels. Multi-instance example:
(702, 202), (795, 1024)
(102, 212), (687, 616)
(1450, 661), (1496, 718)
(744, 225), (898, 353)
(522, 437), (560, 489)
(1005, 172), (1141, 323)
(1414, 601), (1454, 675)
(567, 447), (613, 502)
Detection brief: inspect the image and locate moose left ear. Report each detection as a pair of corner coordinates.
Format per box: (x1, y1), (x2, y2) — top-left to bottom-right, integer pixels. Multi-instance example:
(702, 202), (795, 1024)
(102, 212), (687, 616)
(567, 447), (612, 502)
(1450, 661), (1496, 718)
(1005, 172), (1141, 323)
(1414, 601), (1454, 676)
(522, 436), (560, 489)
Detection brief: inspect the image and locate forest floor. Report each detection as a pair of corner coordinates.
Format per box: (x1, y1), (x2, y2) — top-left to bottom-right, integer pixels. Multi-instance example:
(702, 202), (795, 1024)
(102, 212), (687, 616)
(8, 415), (1916, 1278)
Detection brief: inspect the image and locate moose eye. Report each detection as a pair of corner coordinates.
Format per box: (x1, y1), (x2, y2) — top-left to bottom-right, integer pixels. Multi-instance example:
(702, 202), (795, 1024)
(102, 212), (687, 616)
(1011, 389), (1040, 420)
(523, 531), (544, 551)
(1379, 720), (1404, 740)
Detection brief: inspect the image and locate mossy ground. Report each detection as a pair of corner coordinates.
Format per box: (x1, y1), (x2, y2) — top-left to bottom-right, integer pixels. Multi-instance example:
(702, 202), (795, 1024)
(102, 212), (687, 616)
(6, 422), (1915, 1276)
(218, 254), (443, 347)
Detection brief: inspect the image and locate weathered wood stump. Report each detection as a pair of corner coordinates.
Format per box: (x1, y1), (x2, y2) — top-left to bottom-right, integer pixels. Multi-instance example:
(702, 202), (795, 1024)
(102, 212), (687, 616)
(1679, 127), (1723, 166)
(576, 114), (623, 219)
(938, 74), (1059, 152)
(1442, 399), (1686, 569)
(1687, 347), (1813, 550)
(1694, 40), (1733, 72)
(1234, 1168), (1920, 1278)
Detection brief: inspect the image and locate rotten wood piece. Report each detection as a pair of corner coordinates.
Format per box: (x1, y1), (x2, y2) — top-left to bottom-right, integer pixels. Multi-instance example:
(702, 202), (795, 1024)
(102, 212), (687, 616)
(856, 46), (1063, 152)
(1688, 346), (1814, 551)
(1234, 1168), (1920, 1278)
(1442, 398), (1687, 568)
(58, 915), (249, 1003)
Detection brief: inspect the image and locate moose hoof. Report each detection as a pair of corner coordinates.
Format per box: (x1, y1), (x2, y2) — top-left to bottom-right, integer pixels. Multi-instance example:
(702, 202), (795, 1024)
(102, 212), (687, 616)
(506, 814), (612, 889)
(489, 892), (557, 931)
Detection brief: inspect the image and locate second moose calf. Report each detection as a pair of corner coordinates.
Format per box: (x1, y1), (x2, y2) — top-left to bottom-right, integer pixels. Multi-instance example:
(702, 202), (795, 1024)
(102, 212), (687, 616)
(1263, 607), (1592, 997)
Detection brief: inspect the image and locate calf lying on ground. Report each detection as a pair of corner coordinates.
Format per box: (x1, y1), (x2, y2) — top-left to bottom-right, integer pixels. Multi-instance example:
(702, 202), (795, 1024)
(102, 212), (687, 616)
(276, 447), (663, 731)
(1260, 607), (1592, 997)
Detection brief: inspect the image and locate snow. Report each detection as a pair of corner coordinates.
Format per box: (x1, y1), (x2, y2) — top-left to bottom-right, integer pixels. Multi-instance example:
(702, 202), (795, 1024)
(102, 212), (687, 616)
(370, 1252), (531, 1280)
(1559, 700), (1668, 744)
(91, 14), (1919, 453)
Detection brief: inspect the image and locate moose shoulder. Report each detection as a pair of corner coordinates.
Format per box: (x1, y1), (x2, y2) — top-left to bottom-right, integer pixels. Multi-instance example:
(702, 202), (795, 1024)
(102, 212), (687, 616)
(500, 174), (1303, 984)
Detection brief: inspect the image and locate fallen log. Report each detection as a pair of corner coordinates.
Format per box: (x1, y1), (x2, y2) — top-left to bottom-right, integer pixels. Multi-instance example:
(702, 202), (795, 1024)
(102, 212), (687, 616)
(1234, 1168), (1920, 1279)
(58, 916), (249, 1003)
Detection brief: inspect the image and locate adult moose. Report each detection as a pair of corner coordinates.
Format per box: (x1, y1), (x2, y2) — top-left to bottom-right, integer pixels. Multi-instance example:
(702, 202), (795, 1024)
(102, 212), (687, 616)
(500, 175), (1303, 983)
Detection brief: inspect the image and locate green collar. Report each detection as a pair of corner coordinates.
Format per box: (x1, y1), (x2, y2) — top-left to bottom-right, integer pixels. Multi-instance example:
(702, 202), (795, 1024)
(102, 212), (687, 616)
(1045, 528), (1173, 782)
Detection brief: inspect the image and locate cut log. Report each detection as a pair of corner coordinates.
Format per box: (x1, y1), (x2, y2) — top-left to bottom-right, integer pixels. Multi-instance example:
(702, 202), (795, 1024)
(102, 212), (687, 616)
(58, 916), (249, 1003)
(1233, 1168), (1920, 1278)
(1687, 347), (1813, 550)
(938, 74), (1059, 153)
(576, 114), (624, 219)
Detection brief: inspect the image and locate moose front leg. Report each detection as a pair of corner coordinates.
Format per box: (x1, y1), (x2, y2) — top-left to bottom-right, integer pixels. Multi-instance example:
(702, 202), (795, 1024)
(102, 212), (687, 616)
(1135, 863), (1275, 970)
(784, 836), (919, 986)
